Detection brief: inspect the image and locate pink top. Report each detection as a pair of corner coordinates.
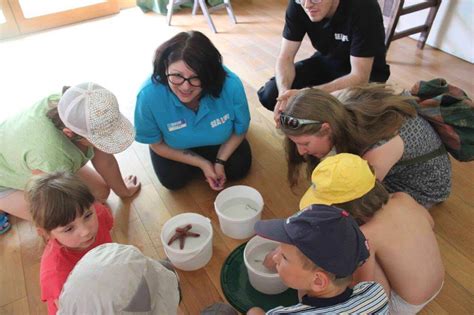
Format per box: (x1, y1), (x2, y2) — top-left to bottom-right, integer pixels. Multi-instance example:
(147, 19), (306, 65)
(39, 202), (113, 315)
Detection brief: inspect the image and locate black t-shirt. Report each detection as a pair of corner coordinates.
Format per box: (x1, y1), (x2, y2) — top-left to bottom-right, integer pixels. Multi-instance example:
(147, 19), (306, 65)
(283, 0), (390, 82)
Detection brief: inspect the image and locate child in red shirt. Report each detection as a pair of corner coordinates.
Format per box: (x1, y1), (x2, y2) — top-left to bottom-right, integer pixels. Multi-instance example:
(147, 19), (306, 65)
(25, 171), (114, 315)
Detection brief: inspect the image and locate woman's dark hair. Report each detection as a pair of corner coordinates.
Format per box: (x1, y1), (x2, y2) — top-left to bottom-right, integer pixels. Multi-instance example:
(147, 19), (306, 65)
(152, 31), (226, 98)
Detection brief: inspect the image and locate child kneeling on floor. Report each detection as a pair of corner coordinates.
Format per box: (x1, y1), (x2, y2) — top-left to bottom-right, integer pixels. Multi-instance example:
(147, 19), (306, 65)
(299, 153), (445, 315)
(26, 171), (114, 315)
(248, 204), (389, 315)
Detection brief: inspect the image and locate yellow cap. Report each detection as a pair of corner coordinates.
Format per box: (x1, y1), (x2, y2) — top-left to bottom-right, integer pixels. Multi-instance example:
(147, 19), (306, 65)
(299, 153), (376, 209)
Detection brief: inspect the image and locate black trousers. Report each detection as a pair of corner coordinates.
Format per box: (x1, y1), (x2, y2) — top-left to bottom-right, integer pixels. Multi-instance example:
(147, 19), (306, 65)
(257, 52), (350, 111)
(150, 139), (252, 190)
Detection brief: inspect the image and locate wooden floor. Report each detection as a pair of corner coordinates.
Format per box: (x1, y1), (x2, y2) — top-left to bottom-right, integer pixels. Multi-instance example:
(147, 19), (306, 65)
(0, 1), (473, 314)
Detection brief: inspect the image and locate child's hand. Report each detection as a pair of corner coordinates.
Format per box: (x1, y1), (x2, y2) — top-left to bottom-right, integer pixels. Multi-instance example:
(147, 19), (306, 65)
(124, 175), (141, 197)
(263, 248), (279, 272)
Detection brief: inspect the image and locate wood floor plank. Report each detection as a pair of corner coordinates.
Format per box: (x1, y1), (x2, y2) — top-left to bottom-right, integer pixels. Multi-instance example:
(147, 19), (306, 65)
(23, 262), (47, 315)
(419, 300), (448, 315)
(0, 298), (30, 315)
(430, 273), (474, 314)
(108, 193), (162, 260)
(0, 221), (26, 307)
(436, 235), (474, 295)
(431, 197), (474, 258)
(17, 220), (44, 267)
(126, 184), (174, 242)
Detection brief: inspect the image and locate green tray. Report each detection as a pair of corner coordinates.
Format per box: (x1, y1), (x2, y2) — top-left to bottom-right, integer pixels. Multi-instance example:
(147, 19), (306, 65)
(220, 242), (298, 313)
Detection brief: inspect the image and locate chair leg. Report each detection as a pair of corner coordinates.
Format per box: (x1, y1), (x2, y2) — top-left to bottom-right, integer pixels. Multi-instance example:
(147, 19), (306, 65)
(384, 0), (404, 51)
(198, 0), (217, 33)
(167, 0), (175, 26)
(224, 0), (237, 24)
(417, 0), (441, 49)
(192, 0), (199, 16)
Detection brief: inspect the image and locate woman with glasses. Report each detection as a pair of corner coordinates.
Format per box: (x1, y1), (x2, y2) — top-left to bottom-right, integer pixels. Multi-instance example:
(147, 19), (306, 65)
(281, 85), (451, 208)
(135, 31), (252, 191)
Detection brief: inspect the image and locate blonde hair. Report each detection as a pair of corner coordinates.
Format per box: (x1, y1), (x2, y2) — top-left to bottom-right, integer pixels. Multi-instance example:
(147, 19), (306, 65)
(25, 171), (94, 231)
(282, 84), (416, 186)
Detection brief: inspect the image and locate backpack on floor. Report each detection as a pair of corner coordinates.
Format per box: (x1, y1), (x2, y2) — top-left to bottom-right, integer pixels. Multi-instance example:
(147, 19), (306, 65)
(409, 78), (474, 162)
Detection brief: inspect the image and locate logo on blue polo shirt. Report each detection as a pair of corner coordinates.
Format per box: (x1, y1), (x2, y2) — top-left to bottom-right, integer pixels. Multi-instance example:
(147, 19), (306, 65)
(167, 119), (187, 132)
(210, 114), (230, 128)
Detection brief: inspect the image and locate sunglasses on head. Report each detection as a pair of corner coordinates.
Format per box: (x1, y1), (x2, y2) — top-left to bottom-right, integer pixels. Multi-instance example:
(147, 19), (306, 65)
(295, 0), (323, 4)
(280, 113), (322, 129)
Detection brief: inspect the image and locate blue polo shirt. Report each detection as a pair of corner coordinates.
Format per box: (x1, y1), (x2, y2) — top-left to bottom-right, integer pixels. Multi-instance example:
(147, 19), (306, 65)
(134, 68), (250, 150)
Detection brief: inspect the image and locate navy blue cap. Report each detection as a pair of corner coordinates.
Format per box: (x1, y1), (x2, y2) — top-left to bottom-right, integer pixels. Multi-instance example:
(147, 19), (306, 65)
(254, 204), (369, 278)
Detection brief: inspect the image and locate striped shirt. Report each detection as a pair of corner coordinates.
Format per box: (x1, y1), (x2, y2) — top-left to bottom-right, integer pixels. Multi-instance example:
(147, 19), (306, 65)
(266, 282), (388, 314)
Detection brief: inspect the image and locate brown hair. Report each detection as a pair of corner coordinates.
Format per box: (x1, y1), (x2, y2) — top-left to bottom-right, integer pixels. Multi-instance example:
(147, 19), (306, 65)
(45, 86), (83, 141)
(295, 247), (352, 287)
(334, 181), (390, 225)
(282, 85), (416, 186)
(46, 106), (66, 130)
(25, 171), (94, 231)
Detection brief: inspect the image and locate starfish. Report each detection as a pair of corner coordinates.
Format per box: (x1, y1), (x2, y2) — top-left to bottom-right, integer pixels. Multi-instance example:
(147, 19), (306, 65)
(167, 224), (201, 249)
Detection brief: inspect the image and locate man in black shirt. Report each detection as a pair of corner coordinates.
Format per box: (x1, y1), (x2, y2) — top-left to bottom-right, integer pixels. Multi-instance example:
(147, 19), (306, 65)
(258, 0), (390, 123)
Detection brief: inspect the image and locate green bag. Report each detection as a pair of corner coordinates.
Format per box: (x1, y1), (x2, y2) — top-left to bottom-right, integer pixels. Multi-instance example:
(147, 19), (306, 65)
(136, 0), (168, 14)
(136, 0), (223, 15)
(410, 78), (474, 162)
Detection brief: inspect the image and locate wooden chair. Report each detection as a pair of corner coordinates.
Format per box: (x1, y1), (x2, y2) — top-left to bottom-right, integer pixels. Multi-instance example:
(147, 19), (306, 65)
(378, 0), (442, 50)
(167, 0), (237, 34)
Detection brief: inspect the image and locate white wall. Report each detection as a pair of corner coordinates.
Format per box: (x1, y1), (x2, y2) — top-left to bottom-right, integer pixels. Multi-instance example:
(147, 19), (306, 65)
(396, 0), (473, 63)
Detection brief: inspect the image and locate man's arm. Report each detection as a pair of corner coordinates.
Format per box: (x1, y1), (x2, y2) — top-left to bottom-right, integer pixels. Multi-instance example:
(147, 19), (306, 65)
(315, 55), (374, 92)
(273, 38), (302, 124)
(275, 38), (302, 96)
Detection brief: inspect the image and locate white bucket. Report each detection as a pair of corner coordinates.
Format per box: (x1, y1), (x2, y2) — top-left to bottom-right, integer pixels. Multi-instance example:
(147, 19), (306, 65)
(214, 185), (264, 239)
(160, 213), (213, 271)
(243, 235), (288, 295)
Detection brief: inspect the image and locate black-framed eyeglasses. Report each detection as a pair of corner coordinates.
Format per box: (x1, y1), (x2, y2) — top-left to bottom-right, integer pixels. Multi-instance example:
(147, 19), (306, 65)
(295, 0), (323, 4)
(280, 113), (322, 129)
(166, 73), (201, 87)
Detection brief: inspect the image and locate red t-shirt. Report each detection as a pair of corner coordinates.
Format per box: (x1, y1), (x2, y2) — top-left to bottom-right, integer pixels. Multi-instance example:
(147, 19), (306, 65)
(39, 202), (113, 315)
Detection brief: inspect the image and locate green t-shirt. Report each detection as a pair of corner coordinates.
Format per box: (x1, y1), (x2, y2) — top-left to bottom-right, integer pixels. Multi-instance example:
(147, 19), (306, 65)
(0, 94), (94, 190)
